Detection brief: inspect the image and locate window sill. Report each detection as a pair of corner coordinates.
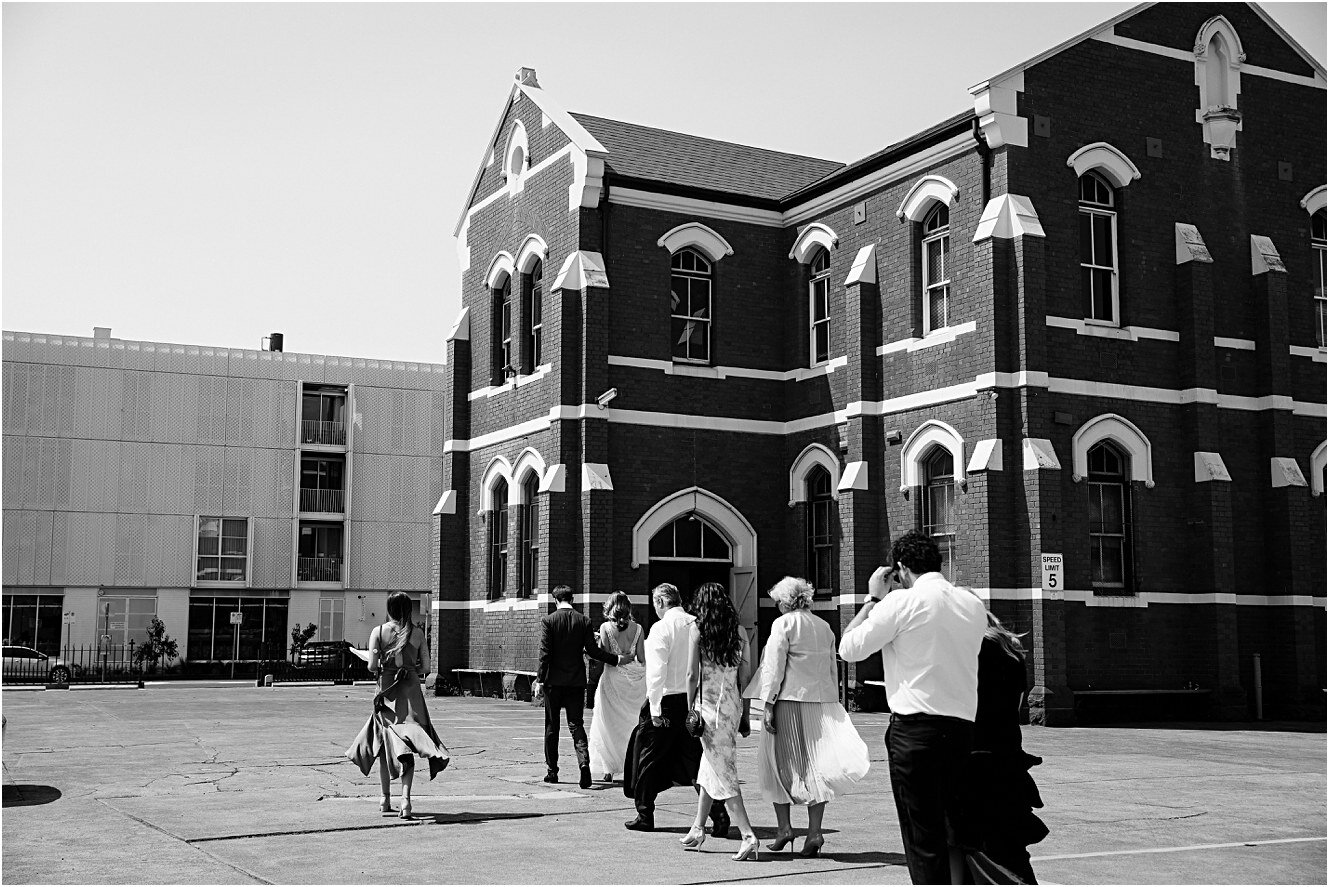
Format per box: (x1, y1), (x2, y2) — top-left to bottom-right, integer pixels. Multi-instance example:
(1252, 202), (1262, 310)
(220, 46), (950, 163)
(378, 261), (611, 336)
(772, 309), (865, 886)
(483, 596), (541, 613)
(468, 364), (553, 401)
(878, 321), (978, 356)
(1046, 316), (1180, 342)
(194, 581), (251, 590)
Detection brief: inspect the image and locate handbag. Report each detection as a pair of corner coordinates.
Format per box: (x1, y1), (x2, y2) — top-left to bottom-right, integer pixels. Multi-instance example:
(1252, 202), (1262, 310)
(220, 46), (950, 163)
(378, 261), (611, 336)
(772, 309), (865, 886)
(684, 666), (707, 738)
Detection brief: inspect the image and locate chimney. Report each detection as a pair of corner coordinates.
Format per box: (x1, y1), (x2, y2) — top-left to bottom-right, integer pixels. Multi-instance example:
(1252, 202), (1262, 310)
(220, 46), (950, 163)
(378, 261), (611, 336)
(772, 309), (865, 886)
(93, 327), (111, 340)
(262, 332), (284, 352)
(515, 67), (539, 88)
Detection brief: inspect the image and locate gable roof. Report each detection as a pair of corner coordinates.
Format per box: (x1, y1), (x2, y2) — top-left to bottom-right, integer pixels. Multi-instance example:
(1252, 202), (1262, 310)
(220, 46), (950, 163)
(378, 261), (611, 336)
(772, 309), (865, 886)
(569, 112), (845, 206)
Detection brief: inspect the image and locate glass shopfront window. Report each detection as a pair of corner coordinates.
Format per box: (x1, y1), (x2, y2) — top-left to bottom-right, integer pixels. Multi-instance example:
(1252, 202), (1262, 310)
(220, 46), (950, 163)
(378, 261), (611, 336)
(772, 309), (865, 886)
(187, 596), (288, 660)
(1, 594), (63, 654)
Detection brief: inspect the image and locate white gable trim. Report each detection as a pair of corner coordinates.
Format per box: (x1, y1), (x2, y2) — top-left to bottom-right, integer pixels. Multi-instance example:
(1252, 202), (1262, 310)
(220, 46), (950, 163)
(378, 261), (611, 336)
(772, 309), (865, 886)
(788, 443), (841, 505)
(900, 420), (965, 490)
(1071, 413), (1155, 486)
(657, 223), (735, 262)
(788, 223), (839, 263)
(1067, 142), (1141, 188)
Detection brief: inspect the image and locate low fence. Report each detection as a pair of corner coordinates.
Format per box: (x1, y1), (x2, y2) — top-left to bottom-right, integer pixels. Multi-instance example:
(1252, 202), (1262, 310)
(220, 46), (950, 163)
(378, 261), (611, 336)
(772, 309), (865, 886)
(1, 643), (145, 686)
(254, 644), (370, 685)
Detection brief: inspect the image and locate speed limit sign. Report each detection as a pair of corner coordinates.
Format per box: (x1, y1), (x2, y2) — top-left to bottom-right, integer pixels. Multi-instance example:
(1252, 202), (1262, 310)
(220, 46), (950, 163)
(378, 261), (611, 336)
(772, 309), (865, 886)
(1041, 553), (1064, 592)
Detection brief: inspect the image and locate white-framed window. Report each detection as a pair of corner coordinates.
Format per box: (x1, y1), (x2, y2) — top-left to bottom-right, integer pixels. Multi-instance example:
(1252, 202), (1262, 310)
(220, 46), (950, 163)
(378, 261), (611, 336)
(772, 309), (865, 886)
(922, 204), (950, 334)
(1088, 441), (1132, 591)
(527, 259), (544, 370)
(805, 465), (835, 597)
(1079, 171), (1119, 324)
(493, 277), (513, 383)
(101, 596), (157, 647)
(1313, 209), (1326, 349)
(808, 247), (831, 366)
(920, 446), (956, 581)
(670, 248), (712, 363)
(318, 597), (344, 642)
(195, 517), (250, 585)
(518, 473), (540, 598)
(488, 478), (509, 599)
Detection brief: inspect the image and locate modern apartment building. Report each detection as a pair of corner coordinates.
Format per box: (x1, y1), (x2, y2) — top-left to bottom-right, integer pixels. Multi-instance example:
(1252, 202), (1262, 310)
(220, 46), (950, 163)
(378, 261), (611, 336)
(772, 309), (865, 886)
(2, 327), (446, 665)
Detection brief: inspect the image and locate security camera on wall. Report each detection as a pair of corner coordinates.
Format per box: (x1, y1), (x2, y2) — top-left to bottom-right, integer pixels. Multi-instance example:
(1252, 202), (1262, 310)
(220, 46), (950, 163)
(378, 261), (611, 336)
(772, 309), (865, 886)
(596, 388), (618, 410)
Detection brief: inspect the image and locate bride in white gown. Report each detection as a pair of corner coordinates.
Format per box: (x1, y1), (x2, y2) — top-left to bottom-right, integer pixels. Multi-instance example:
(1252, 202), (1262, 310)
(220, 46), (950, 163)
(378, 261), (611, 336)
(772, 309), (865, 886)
(587, 591), (647, 781)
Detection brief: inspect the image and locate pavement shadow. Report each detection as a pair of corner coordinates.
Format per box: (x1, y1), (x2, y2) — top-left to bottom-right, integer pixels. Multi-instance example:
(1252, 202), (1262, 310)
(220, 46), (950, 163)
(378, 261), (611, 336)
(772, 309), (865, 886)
(2, 784), (62, 807)
(811, 849), (908, 866)
(421, 811), (542, 825)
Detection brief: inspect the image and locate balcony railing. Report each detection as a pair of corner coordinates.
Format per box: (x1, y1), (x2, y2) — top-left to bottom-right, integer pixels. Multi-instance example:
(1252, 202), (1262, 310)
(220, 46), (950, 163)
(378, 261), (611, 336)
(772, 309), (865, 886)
(302, 420), (346, 446)
(298, 557), (343, 583)
(299, 488), (345, 513)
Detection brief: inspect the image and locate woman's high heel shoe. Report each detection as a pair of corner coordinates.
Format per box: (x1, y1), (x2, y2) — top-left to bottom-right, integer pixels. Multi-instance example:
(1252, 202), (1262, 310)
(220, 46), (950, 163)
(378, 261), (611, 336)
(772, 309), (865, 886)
(680, 827), (707, 850)
(379, 798), (394, 814)
(732, 835), (760, 861)
(768, 831), (795, 852)
(798, 835), (825, 858)
(398, 800), (412, 819)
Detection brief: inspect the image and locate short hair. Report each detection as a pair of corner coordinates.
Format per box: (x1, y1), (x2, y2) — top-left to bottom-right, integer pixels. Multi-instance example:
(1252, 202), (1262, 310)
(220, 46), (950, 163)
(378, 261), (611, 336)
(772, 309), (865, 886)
(386, 591), (413, 623)
(651, 583), (681, 608)
(603, 591), (632, 622)
(768, 576), (814, 610)
(890, 529), (943, 575)
(551, 585), (575, 604)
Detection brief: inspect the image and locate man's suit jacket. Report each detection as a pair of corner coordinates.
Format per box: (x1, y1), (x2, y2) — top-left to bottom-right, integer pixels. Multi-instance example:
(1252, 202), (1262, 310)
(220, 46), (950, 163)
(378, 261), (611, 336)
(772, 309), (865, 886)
(538, 606), (617, 688)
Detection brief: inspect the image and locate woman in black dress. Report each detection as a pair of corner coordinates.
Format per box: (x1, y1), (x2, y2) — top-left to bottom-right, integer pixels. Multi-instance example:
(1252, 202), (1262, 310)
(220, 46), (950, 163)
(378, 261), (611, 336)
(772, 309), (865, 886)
(963, 610), (1048, 884)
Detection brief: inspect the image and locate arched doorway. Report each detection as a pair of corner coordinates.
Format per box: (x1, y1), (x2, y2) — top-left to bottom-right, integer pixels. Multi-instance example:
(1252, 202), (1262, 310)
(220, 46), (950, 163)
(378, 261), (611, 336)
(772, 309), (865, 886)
(632, 487), (758, 653)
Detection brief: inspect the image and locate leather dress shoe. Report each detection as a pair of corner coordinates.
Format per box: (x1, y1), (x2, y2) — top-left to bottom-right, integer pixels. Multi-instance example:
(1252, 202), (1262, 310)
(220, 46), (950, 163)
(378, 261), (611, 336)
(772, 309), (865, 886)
(710, 811), (732, 838)
(579, 768), (593, 789)
(624, 815), (655, 831)
(542, 772), (558, 784)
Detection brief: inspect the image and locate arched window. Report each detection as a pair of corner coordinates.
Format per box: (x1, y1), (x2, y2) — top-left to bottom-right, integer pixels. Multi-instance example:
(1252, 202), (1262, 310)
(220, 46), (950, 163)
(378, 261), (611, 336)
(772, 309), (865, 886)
(488, 478), (509, 599)
(805, 465), (835, 596)
(1313, 209), (1326, 348)
(1087, 441), (1132, 591)
(922, 204), (950, 334)
(671, 248), (712, 363)
(648, 513), (732, 562)
(492, 277), (513, 383)
(1079, 171), (1119, 324)
(921, 446), (956, 580)
(518, 473), (539, 598)
(527, 259), (544, 370)
(809, 247), (832, 366)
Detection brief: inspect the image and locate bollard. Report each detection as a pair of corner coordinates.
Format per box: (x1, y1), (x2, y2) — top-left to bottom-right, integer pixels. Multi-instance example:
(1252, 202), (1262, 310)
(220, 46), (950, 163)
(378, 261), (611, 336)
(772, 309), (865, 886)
(1253, 653), (1263, 721)
(265, 674), (274, 688)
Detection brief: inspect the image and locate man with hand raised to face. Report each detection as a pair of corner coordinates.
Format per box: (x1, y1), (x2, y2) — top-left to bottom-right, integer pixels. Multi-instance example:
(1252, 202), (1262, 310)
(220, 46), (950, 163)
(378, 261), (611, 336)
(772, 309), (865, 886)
(838, 530), (987, 885)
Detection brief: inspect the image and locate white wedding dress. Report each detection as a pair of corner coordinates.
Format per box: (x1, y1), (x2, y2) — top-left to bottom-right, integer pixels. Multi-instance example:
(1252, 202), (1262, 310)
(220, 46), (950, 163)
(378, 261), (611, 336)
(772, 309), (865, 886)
(587, 621), (646, 779)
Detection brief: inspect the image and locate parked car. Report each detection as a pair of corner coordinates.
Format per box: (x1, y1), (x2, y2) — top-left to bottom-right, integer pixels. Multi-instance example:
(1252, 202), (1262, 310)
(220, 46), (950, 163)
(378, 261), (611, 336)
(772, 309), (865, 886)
(295, 640), (368, 678)
(1, 646), (77, 684)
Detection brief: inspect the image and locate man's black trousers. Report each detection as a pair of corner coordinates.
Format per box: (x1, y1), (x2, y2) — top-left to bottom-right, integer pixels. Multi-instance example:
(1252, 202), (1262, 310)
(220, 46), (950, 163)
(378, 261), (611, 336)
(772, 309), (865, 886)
(544, 685), (589, 775)
(886, 712), (975, 885)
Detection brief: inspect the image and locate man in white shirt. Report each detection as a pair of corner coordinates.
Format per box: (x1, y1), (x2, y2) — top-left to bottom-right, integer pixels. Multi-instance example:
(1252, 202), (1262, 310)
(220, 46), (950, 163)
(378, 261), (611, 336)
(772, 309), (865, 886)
(839, 530), (987, 885)
(625, 582), (697, 831)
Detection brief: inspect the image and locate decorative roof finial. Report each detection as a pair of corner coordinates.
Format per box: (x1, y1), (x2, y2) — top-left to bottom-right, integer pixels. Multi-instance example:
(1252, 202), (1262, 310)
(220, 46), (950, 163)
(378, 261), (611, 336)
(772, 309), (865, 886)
(516, 67), (540, 88)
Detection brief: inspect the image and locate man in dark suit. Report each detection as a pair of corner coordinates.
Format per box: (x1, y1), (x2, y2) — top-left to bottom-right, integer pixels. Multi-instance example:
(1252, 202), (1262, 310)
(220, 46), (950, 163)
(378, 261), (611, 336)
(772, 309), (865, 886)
(535, 584), (623, 788)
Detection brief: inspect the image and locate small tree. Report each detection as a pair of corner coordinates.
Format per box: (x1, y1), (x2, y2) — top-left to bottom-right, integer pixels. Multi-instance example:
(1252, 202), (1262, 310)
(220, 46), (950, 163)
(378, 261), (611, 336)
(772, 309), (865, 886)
(289, 623), (317, 661)
(134, 618), (179, 674)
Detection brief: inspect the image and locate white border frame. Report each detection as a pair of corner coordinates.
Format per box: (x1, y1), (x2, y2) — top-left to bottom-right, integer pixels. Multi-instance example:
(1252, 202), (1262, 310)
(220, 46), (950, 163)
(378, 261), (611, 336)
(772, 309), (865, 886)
(1066, 142), (1141, 189)
(897, 174), (959, 222)
(657, 222), (735, 263)
(631, 486), (757, 569)
(900, 420), (965, 490)
(504, 120), (529, 196)
(510, 448), (548, 504)
(788, 443), (841, 506)
(1071, 413), (1155, 487)
(515, 235), (548, 275)
(485, 251), (516, 289)
(479, 455), (514, 512)
(788, 222), (838, 263)
(1311, 441), (1327, 497)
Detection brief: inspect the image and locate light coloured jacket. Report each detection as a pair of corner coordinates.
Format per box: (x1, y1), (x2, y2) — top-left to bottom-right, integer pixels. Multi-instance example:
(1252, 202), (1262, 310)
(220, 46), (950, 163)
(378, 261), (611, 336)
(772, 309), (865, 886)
(743, 609), (841, 704)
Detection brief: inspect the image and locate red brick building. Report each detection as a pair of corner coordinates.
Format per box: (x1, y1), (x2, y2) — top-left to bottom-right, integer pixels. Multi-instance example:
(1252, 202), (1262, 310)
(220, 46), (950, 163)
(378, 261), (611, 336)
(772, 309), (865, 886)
(433, 2), (1326, 723)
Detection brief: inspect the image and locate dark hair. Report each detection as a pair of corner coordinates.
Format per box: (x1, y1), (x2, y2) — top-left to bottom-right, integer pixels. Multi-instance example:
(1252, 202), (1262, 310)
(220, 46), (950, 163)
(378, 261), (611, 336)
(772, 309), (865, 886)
(386, 591), (413, 623)
(651, 583), (681, 608)
(603, 591), (632, 623)
(691, 582), (743, 668)
(552, 585), (575, 604)
(890, 529), (943, 575)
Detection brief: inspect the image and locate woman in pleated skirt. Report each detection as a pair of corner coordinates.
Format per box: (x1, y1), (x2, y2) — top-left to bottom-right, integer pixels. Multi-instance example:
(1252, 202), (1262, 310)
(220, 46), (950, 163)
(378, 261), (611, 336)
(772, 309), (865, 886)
(746, 576), (870, 857)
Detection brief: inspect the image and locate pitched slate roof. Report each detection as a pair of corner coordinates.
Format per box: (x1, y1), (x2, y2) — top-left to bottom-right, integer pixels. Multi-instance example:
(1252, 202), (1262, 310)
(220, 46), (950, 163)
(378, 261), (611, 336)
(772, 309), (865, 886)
(570, 112), (844, 204)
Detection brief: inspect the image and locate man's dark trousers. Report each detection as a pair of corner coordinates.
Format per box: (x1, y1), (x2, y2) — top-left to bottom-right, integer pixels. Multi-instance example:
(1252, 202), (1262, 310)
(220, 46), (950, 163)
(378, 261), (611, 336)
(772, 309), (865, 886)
(544, 686), (589, 775)
(886, 712), (975, 885)
(632, 693), (694, 818)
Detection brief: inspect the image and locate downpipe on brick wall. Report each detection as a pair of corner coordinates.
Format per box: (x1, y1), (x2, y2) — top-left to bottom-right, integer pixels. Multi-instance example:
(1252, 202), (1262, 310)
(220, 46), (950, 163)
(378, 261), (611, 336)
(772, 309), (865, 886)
(972, 119), (990, 206)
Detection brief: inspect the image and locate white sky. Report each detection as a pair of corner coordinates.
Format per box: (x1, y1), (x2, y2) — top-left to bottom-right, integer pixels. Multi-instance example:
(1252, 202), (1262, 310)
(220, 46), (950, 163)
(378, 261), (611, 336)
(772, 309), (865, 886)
(4, 2), (1325, 365)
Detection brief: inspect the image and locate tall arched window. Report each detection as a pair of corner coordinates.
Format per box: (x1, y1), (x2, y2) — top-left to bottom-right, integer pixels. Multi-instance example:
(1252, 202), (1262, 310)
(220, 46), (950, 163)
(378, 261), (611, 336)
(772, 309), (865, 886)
(671, 248), (712, 363)
(1313, 209), (1326, 348)
(809, 247), (831, 366)
(1087, 441), (1132, 591)
(805, 465), (835, 596)
(527, 260), (544, 371)
(921, 446), (956, 579)
(518, 473), (539, 597)
(488, 478), (509, 599)
(922, 204), (950, 334)
(492, 277), (513, 383)
(1079, 171), (1119, 324)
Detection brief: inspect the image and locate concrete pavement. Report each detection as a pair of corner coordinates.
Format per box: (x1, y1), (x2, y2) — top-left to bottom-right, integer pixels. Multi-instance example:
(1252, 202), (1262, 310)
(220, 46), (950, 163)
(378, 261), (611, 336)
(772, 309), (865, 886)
(1, 683), (1324, 884)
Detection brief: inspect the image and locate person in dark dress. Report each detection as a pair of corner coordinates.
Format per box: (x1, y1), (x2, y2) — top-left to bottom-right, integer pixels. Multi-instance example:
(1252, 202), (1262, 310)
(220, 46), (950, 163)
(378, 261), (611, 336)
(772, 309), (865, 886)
(962, 610), (1048, 884)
